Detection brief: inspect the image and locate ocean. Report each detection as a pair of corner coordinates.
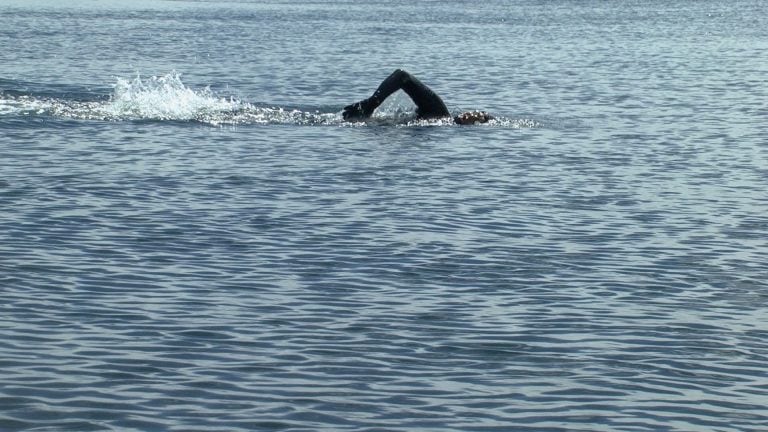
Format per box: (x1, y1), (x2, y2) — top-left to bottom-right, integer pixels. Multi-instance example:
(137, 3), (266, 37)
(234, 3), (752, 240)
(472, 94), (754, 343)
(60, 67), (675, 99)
(1, 0), (767, 431)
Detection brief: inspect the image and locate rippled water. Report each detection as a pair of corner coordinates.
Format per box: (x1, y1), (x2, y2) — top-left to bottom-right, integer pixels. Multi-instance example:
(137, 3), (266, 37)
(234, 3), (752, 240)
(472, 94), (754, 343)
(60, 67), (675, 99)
(2, 0), (767, 431)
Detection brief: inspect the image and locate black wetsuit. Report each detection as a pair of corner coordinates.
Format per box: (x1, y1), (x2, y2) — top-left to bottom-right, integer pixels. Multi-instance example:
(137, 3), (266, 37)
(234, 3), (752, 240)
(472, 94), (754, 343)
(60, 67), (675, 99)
(343, 69), (450, 121)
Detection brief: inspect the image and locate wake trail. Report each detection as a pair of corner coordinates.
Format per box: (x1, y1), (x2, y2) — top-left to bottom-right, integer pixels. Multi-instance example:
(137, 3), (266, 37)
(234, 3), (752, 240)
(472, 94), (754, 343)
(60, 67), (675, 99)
(0, 71), (538, 128)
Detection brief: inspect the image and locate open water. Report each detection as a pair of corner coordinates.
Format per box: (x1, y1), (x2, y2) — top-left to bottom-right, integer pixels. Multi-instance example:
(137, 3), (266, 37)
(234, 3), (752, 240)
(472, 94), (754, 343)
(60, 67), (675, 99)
(1, 1), (767, 431)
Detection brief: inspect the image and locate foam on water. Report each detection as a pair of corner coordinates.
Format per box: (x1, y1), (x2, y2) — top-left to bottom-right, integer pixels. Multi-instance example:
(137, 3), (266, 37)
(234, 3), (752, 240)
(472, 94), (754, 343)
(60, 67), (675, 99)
(0, 72), (538, 128)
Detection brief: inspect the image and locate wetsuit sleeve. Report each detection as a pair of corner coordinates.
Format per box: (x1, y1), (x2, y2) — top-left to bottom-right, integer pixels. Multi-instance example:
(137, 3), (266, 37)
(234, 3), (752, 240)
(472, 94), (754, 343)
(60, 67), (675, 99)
(343, 69), (450, 120)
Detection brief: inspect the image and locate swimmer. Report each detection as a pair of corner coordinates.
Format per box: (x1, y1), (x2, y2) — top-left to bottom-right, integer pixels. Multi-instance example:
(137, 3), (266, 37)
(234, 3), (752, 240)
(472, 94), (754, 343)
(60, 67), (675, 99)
(343, 69), (493, 125)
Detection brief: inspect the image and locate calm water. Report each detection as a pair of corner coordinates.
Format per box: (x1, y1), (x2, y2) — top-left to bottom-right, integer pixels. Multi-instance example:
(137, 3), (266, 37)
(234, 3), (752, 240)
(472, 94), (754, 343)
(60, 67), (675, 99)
(2, 1), (767, 431)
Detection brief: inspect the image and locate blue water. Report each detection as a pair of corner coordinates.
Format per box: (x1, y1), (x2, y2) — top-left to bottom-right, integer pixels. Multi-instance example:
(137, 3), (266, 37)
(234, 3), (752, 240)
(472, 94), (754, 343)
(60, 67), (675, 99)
(2, 1), (767, 431)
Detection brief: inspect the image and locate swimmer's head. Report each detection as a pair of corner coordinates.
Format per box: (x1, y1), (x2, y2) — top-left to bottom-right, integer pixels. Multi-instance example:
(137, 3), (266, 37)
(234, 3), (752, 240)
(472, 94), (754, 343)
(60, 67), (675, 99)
(453, 111), (493, 125)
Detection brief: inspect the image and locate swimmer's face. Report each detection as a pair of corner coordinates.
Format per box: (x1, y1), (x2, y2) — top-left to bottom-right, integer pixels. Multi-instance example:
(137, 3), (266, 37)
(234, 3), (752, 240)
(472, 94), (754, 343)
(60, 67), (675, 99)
(454, 111), (492, 125)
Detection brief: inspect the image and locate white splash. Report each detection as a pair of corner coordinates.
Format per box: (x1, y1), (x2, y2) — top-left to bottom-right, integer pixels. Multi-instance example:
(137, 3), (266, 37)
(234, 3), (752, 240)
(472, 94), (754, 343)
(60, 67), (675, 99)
(103, 71), (242, 121)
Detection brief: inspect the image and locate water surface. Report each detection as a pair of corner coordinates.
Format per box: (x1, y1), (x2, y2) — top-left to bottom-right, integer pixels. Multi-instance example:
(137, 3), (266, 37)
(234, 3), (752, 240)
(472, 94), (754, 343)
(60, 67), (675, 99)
(1, 1), (767, 431)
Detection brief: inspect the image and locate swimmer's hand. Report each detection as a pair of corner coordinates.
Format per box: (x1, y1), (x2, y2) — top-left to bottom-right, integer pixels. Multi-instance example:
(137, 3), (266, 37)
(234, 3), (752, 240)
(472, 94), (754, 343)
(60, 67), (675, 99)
(342, 98), (375, 121)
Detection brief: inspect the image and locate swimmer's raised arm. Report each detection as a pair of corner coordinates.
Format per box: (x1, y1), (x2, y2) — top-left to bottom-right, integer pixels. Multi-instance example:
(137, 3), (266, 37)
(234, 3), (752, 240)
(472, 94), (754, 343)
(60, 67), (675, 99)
(342, 69), (493, 125)
(343, 69), (449, 121)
